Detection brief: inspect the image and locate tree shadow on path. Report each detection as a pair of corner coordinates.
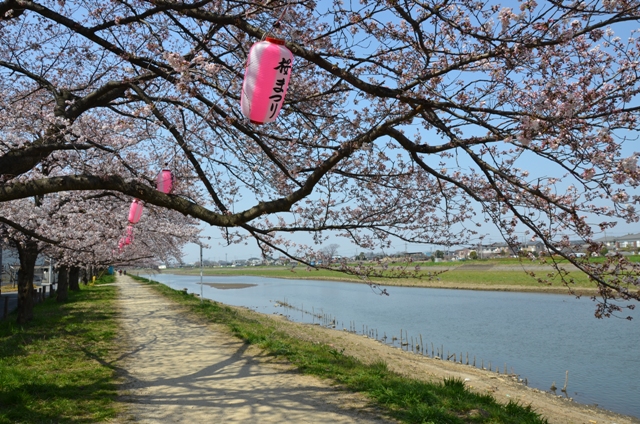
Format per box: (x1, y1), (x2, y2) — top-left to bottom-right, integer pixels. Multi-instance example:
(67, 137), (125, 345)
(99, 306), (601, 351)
(115, 276), (393, 424)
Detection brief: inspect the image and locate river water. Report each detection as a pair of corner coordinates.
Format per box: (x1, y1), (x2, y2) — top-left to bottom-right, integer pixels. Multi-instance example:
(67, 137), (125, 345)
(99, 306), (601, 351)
(140, 273), (639, 418)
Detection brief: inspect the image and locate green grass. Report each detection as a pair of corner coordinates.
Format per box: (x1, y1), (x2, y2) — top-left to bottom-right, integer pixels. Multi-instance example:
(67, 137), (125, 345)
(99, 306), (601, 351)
(132, 275), (547, 424)
(0, 275), (121, 423)
(435, 269), (592, 287)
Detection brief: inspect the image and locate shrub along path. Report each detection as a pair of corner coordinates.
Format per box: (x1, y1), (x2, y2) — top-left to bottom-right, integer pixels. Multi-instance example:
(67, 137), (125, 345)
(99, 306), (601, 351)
(116, 274), (395, 423)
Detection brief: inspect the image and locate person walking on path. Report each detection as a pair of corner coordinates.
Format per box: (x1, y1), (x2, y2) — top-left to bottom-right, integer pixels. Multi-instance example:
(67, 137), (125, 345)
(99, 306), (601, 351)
(115, 274), (394, 423)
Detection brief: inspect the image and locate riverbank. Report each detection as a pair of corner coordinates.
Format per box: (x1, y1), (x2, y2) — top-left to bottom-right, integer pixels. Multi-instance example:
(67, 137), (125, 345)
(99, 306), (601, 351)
(130, 276), (545, 424)
(254, 309), (639, 424)
(158, 262), (605, 296)
(133, 275), (639, 424)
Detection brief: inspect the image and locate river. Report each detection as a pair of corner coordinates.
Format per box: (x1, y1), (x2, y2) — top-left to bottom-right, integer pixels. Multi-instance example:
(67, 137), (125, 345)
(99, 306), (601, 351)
(140, 272), (639, 419)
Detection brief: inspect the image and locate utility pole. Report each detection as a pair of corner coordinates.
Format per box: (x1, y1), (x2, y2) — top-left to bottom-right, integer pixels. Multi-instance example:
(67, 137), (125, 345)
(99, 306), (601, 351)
(48, 257), (53, 284)
(200, 244), (203, 303)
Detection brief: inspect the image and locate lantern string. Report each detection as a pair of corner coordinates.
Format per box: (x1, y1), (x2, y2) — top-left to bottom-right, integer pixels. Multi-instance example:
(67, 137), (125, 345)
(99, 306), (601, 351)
(263, 0), (292, 40)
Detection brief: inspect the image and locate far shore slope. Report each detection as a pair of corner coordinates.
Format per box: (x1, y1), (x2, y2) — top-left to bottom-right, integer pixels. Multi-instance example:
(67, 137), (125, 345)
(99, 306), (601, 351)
(149, 258), (639, 296)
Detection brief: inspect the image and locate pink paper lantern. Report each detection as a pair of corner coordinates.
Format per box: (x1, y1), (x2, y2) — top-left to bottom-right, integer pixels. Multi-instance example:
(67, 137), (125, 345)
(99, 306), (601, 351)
(241, 37), (294, 124)
(156, 169), (174, 194)
(125, 225), (134, 245)
(128, 199), (144, 224)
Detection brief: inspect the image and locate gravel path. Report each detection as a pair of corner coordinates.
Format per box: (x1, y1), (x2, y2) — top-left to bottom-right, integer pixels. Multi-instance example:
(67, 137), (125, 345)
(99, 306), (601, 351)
(115, 275), (395, 423)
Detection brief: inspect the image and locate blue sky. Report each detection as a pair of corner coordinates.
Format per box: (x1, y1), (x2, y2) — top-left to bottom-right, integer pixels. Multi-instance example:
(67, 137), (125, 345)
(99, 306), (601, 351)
(180, 3), (640, 263)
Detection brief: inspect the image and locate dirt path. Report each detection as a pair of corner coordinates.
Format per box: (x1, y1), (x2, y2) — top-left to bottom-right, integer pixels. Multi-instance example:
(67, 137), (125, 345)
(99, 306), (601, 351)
(115, 275), (395, 423)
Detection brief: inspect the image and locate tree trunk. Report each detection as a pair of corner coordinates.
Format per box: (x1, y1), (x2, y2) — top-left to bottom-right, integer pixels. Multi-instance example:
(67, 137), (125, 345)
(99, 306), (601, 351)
(57, 265), (69, 302)
(69, 266), (80, 291)
(16, 239), (38, 324)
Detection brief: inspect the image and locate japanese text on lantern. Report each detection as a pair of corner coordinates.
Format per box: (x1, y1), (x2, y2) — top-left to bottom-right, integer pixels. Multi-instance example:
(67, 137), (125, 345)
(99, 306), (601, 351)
(268, 57), (292, 119)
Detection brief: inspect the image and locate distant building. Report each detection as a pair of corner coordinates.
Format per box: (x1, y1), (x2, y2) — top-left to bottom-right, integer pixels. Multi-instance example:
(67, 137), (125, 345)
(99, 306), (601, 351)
(405, 252), (428, 260)
(456, 241), (551, 259)
(455, 248), (472, 259)
(247, 257), (262, 266)
(597, 233), (640, 252)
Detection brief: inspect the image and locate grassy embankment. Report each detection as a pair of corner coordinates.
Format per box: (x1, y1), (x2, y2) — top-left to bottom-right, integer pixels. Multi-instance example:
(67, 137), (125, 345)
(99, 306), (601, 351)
(166, 256), (640, 293)
(0, 275), (121, 424)
(132, 274), (547, 423)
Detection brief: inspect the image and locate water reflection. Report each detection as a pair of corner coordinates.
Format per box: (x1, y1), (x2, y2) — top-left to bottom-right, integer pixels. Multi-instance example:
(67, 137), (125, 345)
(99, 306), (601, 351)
(140, 273), (639, 419)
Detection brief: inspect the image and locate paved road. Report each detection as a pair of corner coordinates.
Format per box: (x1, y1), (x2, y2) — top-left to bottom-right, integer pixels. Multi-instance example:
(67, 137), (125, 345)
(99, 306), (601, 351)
(116, 275), (395, 423)
(0, 291), (18, 319)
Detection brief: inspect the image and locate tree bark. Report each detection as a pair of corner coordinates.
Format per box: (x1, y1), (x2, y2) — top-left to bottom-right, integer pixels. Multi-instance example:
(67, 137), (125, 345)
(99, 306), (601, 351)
(0, 174), (291, 227)
(16, 239), (38, 324)
(69, 266), (80, 291)
(57, 265), (69, 302)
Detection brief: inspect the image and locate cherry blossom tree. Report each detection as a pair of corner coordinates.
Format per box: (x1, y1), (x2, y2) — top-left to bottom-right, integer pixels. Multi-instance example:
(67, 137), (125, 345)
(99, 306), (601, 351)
(0, 189), (200, 321)
(1, 0), (640, 318)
